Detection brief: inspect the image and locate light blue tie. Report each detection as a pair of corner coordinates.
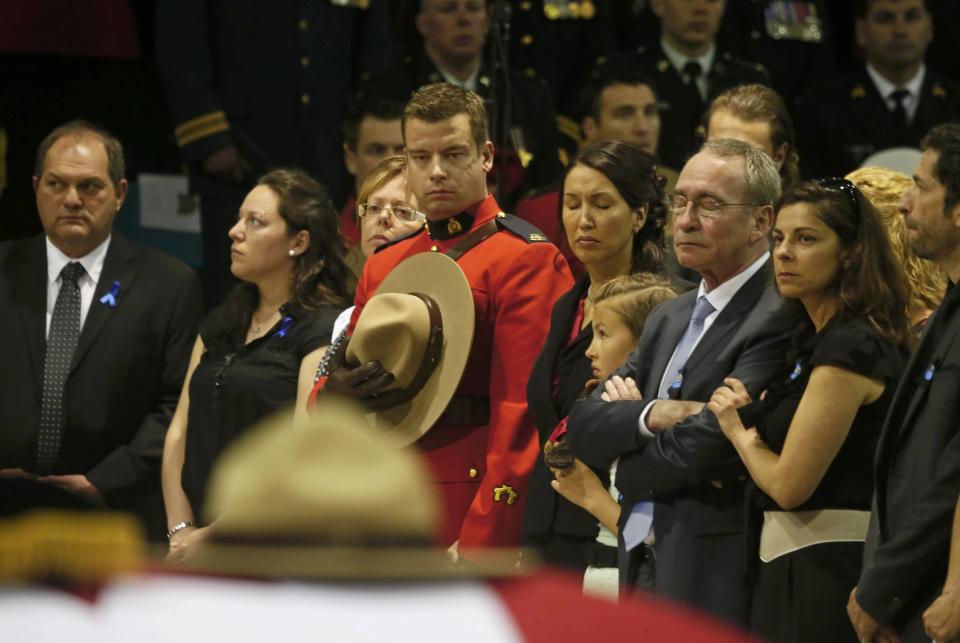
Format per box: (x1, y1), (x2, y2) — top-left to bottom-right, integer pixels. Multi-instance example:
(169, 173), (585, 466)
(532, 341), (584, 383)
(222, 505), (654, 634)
(623, 295), (715, 551)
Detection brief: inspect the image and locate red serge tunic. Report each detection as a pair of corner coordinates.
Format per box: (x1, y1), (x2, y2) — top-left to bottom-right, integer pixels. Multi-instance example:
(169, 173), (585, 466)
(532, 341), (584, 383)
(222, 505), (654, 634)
(352, 195), (573, 549)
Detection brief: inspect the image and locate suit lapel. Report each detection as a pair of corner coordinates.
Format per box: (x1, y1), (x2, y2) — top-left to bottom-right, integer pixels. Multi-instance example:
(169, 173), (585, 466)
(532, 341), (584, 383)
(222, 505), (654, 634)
(9, 236), (48, 389)
(71, 235), (141, 373)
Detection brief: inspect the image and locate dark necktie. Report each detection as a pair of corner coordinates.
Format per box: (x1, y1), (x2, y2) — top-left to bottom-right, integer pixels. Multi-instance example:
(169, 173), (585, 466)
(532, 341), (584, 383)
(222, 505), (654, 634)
(36, 262), (85, 473)
(683, 61), (704, 112)
(890, 89), (910, 129)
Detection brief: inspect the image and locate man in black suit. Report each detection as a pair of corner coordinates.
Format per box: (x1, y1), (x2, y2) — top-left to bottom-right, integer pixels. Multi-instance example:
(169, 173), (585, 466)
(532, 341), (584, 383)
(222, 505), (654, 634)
(594, 0), (769, 171)
(848, 123), (960, 643)
(797, 0), (960, 178)
(0, 121), (201, 532)
(567, 138), (789, 624)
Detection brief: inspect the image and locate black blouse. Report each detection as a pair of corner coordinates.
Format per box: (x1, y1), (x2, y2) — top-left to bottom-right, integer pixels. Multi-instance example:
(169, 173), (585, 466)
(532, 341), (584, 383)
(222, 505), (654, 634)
(182, 303), (340, 522)
(740, 317), (904, 512)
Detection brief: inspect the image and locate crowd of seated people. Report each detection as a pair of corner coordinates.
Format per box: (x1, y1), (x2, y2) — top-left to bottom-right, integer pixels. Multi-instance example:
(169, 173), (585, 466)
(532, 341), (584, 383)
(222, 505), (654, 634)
(4, 1), (960, 642)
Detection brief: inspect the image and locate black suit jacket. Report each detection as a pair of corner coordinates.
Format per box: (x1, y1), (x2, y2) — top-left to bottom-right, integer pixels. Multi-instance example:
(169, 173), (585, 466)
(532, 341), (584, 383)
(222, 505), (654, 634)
(523, 275), (602, 550)
(567, 261), (789, 623)
(796, 66), (960, 178)
(858, 292), (960, 640)
(0, 234), (201, 509)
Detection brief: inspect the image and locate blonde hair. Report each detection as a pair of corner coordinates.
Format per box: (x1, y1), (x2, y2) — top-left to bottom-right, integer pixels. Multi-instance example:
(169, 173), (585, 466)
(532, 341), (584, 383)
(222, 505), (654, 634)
(591, 274), (680, 339)
(356, 155), (408, 221)
(847, 166), (947, 318)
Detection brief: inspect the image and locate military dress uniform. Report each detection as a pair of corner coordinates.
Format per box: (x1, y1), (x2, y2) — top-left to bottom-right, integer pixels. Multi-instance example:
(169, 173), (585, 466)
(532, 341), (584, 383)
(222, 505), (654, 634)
(155, 0), (392, 305)
(594, 43), (770, 171)
(796, 67), (960, 179)
(352, 195), (573, 549)
(717, 0), (835, 106)
(358, 53), (564, 208)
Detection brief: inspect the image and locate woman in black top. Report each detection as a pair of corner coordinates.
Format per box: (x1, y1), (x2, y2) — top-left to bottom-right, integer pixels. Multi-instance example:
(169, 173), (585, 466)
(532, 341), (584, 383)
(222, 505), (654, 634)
(523, 140), (671, 571)
(162, 169), (350, 560)
(708, 179), (910, 642)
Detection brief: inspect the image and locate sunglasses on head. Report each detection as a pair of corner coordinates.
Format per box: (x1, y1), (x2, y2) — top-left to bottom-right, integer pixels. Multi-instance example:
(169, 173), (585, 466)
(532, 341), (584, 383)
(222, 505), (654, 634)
(817, 177), (862, 220)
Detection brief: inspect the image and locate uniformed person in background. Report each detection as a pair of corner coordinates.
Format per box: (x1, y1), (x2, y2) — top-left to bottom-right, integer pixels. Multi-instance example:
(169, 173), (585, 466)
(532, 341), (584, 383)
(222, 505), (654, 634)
(155, 0), (393, 308)
(595, 0), (770, 171)
(515, 68), (672, 279)
(359, 0), (563, 210)
(795, 0), (960, 178)
(338, 97), (406, 247)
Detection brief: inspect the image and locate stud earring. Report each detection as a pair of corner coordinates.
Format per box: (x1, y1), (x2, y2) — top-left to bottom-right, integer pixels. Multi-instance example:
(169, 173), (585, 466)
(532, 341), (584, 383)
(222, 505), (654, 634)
(288, 249), (296, 257)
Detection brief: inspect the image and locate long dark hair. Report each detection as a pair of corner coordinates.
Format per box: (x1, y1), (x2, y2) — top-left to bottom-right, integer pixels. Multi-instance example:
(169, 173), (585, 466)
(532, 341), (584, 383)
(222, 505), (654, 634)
(776, 180), (911, 347)
(203, 168), (352, 347)
(561, 140), (667, 274)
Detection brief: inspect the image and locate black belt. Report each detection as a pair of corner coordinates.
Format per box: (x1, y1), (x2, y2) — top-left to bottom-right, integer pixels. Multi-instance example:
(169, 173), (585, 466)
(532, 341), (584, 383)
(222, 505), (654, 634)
(584, 541), (618, 568)
(439, 396), (490, 426)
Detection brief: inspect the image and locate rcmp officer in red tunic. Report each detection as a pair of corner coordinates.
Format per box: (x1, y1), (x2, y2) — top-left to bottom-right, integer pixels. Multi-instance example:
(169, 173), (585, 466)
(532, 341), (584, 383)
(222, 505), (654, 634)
(323, 83), (573, 553)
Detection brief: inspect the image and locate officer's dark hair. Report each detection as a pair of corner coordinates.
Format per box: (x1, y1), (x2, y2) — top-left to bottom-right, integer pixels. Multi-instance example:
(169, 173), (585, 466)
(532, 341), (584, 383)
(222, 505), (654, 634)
(342, 97), (405, 152)
(854, 0), (931, 18)
(580, 69), (658, 123)
(563, 140), (668, 274)
(700, 84), (800, 191)
(202, 168), (352, 349)
(35, 119), (125, 191)
(921, 123), (960, 216)
(775, 180), (910, 349)
(403, 83), (489, 151)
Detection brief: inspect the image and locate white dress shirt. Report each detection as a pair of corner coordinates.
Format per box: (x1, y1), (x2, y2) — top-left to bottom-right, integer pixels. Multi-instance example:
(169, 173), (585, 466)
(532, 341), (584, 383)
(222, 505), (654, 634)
(660, 39), (717, 103)
(866, 63), (925, 124)
(45, 236), (111, 337)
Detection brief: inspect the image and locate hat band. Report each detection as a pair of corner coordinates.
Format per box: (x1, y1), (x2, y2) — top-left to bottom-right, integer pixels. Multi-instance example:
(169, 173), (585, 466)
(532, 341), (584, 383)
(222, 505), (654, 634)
(379, 292), (444, 409)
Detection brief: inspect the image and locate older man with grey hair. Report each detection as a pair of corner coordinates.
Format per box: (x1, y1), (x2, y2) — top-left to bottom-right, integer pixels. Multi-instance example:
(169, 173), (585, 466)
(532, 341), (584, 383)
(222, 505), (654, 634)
(566, 138), (790, 623)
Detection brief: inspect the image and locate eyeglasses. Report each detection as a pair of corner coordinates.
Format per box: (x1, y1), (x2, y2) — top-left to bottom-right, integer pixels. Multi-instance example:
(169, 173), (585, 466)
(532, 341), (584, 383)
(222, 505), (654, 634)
(816, 177), (862, 221)
(357, 203), (424, 223)
(668, 193), (759, 218)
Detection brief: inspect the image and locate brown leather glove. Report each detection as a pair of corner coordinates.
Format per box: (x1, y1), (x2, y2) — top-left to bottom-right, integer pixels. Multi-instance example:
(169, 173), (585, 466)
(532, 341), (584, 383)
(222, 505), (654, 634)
(323, 336), (405, 411)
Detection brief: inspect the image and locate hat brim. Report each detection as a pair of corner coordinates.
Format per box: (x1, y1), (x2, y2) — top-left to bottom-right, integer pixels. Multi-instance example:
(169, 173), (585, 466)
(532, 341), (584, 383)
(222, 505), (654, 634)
(365, 253), (475, 446)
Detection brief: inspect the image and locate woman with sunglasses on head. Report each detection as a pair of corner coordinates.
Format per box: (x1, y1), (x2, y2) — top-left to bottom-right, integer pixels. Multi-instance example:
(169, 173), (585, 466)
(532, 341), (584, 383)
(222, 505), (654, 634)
(523, 140), (685, 576)
(707, 179), (910, 642)
(161, 168), (351, 562)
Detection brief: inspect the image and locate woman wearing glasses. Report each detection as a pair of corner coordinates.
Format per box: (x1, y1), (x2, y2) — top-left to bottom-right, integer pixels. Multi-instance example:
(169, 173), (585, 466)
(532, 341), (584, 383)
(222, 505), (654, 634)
(162, 168), (351, 562)
(523, 140), (683, 589)
(328, 155), (425, 341)
(707, 179), (909, 642)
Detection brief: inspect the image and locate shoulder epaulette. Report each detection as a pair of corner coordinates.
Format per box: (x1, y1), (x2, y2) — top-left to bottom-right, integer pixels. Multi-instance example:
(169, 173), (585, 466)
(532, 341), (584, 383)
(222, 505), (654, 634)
(372, 227), (423, 254)
(494, 213), (550, 243)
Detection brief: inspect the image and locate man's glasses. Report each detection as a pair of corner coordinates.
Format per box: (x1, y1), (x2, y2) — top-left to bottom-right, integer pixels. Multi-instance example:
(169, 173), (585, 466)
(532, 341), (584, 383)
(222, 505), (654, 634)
(357, 203), (425, 223)
(817, 177), (862, 220)
(668, 193), (759, 218)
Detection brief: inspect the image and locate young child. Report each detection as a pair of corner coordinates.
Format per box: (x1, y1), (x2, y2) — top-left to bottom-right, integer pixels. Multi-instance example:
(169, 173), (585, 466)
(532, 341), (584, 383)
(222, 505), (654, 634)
(546, 274), (678, 598)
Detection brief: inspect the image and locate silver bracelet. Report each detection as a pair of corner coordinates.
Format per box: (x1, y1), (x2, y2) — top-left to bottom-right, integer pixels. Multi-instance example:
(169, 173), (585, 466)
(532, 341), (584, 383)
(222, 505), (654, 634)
(166, 521), (198, 541)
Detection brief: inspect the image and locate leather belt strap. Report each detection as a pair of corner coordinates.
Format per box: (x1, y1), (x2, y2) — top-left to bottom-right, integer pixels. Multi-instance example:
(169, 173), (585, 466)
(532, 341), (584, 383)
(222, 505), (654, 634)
(439, 396), (490, 426)
(444, 219), (499, 261)
(759, 509), (870, 563)
(584, 541), (618, 568)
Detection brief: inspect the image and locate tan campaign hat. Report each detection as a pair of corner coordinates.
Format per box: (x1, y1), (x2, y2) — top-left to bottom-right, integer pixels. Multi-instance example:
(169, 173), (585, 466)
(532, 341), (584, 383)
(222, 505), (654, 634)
(190, 400), (530, 579)
(347, 252), (474, 446)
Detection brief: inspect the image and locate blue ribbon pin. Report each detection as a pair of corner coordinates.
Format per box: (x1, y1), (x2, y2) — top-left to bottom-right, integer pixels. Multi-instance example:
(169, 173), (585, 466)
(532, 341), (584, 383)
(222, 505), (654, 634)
(271, 315), (294, 338)
(789, 360), (803, 381)
(924, 363), (936, 382)
(99, 281), (121, 308)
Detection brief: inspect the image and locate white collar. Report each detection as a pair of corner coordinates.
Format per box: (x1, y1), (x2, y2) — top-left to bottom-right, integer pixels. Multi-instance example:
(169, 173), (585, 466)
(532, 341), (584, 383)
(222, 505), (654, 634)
(45, 235), (111, 286)
(866, 63), (925, 101)
(438, 63), (481, 92)
(660, 38), (716, 77)
(697, 250), (769, 314)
